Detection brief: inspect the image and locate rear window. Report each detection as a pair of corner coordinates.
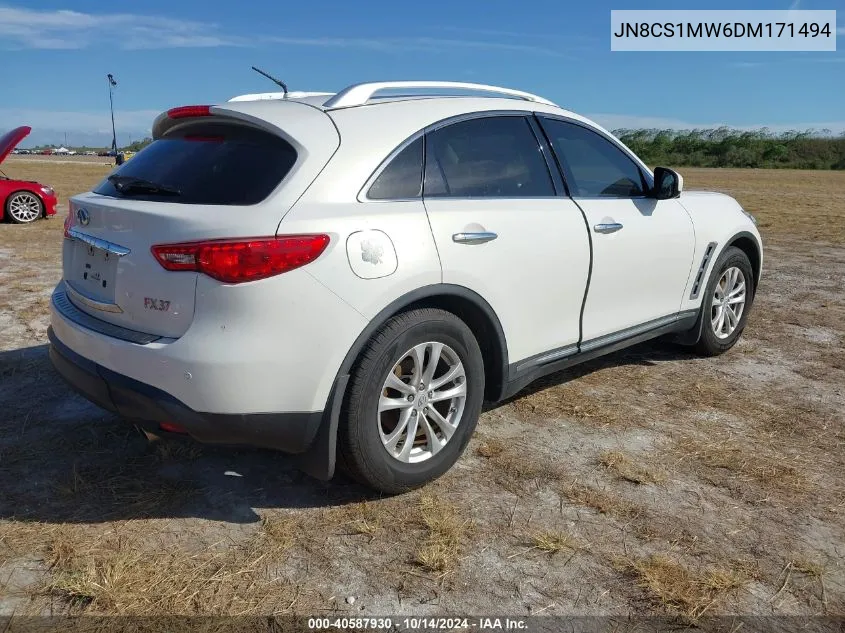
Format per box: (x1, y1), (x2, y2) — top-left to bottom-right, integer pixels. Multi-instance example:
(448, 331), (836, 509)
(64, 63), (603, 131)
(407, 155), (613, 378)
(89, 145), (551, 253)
(93, 122), (297, 205)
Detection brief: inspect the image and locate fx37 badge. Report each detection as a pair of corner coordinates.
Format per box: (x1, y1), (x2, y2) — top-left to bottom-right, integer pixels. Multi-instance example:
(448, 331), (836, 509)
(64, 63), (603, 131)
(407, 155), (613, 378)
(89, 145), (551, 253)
(144, 298), (171, 312)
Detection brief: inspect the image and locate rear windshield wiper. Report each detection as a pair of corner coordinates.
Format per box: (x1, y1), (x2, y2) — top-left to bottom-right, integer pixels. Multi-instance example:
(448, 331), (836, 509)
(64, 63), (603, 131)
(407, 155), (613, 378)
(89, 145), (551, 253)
(108, 175), (181, 196)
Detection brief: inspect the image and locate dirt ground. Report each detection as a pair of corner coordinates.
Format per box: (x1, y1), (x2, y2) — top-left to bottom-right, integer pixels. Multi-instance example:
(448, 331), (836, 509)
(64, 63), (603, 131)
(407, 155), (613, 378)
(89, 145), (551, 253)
(0, 158), (843, 626)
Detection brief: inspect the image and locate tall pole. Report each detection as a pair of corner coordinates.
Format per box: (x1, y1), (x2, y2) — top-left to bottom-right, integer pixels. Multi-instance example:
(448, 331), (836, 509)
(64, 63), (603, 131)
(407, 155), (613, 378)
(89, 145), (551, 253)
(107, 74), (118, 154)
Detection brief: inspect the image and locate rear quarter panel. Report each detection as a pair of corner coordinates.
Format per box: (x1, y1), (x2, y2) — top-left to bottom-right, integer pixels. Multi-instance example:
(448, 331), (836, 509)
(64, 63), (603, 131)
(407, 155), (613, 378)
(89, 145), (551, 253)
(280, 105), (443, 320)
(279, 199), (442, 320)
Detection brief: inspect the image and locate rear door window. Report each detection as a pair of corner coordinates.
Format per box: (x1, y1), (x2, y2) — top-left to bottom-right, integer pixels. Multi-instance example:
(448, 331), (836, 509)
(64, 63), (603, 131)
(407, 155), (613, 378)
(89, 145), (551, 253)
(423, 116), (554, 198)
(93, 122), (297, 205)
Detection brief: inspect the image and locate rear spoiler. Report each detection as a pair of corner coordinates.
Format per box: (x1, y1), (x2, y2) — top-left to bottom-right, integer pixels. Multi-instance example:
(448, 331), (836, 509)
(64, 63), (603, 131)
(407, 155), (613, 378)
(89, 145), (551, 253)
(151, 100), (337, 144)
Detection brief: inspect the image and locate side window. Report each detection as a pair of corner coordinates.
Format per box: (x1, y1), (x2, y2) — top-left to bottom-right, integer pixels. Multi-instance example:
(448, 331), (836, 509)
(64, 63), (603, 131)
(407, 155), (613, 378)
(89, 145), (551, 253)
(367, 137), (423, 200)
(424, 116), (554, 198)
(541, 118), (647, 198)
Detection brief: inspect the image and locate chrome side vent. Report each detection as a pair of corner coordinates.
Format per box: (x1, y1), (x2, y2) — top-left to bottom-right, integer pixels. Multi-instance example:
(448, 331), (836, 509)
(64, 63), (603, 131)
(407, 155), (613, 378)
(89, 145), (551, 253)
(690, 242), (717, 299)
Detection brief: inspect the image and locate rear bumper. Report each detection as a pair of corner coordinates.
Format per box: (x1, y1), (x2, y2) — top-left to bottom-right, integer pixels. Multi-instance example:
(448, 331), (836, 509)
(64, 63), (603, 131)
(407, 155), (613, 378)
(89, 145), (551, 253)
(48, 327), (323, 454)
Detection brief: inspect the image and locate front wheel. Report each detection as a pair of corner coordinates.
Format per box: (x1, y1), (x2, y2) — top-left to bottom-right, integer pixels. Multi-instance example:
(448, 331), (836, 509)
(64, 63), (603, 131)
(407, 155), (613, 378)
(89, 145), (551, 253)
(6, 191), (43, 224)
(694, 246), (755, 356)
(338, 308), (485, 494)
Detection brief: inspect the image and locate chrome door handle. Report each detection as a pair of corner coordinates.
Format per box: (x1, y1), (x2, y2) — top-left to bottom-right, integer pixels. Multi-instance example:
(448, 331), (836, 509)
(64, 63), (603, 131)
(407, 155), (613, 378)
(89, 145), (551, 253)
(593, 222), (623, 234)
(452, 231), (498, 245)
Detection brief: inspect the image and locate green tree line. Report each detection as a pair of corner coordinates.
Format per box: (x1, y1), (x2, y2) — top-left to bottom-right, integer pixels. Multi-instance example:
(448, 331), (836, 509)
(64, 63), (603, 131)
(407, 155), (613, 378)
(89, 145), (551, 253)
(124, 137), (153, 152)
(613, 128), (845, 170)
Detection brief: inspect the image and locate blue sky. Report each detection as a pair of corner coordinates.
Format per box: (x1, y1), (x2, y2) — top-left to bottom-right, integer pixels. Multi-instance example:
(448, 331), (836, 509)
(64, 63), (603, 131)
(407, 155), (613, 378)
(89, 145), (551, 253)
(0, 0), (842, 146)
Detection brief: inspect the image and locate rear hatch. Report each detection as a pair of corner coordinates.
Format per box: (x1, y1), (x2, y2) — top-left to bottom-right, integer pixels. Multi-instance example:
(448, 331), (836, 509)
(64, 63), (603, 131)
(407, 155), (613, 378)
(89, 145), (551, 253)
(61, 101), (339, 338)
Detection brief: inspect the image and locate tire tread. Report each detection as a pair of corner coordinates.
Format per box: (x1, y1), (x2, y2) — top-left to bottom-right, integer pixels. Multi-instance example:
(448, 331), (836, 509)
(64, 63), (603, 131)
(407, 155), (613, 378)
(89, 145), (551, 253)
(693, 246), (755, 357)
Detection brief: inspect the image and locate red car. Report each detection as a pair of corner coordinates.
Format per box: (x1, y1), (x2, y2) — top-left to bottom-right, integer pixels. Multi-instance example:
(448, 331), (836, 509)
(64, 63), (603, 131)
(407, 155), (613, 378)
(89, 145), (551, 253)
(0, 126), (58, 223)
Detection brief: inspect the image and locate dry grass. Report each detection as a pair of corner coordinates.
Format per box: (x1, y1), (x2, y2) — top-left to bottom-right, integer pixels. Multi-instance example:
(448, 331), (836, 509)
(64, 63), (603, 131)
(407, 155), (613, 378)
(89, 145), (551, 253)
(260, 515), (300, 553)
(342, 502), (383, 538)
(682, 167), (845, 242)
(46, 528), (79, 570)
(262, 502), (401, 554)
(556, 477), (672, 542)
(475, 437), (506, 459)
(529, 530), (578, 555)
(620, 554), (747, 619)
(152, 440), (204, 463)
(673, 434), (807, 494)
(475, 437), (566, 491)
(510, 383), (622, 427)
(413, 494), (472, 574)
(599, 450), (666, 485)
(559, 481), (642, 520)
(792, 559), (825, 578)
(474, 437), (673, 542)
(53, 460), (203, 519)
(42, 529), (299, 614)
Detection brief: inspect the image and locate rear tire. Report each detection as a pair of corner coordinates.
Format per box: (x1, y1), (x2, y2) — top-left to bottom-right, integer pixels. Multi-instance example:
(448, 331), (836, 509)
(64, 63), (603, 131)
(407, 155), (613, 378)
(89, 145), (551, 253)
(338, 308), (484, 494)
(694, 246), (755, 357)
(5, 191), (43, 224)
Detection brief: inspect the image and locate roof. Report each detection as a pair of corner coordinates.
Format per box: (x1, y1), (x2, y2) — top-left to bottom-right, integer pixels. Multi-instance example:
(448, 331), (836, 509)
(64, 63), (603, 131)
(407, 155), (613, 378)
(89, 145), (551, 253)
(213, 84), (614, 193)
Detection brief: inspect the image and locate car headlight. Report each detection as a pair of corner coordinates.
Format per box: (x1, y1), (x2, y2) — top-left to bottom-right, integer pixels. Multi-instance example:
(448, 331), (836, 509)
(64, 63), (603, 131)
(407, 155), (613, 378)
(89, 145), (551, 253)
(40, 186), (54, 196)
(741, 208), (757, 225)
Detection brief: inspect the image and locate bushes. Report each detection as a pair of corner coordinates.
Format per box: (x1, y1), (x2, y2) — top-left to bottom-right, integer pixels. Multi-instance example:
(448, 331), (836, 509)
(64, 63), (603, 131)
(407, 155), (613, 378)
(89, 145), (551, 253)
(613, 127), (845, 169)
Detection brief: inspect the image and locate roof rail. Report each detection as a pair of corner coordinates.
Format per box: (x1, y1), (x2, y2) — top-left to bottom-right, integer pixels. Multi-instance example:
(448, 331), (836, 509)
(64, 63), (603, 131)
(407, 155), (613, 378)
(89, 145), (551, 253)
(322, 81), (557, 109)
(228, 91), (333, 102)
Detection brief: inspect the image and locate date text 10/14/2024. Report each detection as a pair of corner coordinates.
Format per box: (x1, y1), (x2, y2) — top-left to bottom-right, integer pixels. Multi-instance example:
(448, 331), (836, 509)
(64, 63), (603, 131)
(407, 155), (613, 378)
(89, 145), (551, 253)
(307, 617), (528, 631)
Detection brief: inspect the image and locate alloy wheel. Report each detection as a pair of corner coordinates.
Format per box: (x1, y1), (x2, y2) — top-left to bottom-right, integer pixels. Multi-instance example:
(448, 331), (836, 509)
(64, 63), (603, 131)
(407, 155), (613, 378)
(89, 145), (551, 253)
(377, 341), (467, 464)
(8, 193), (41, 223)
(711, 266), (746, 339)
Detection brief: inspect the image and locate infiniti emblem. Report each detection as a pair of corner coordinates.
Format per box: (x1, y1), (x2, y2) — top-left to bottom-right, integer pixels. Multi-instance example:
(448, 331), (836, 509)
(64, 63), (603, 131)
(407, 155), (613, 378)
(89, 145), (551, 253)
(76, 208), (90, 226)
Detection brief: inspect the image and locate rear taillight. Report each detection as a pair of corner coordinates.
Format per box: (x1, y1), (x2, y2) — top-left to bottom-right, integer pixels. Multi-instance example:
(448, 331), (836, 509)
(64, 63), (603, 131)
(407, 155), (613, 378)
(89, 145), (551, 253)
(151, 235), (330, 283)
(63, 212), (73, 238)
(167, 105), (212, 119)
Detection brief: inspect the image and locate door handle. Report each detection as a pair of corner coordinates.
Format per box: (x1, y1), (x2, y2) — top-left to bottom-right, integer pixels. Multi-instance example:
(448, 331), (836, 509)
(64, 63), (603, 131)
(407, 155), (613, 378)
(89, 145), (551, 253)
(593, 222), (624, 234)
(452, 231), (498, 245)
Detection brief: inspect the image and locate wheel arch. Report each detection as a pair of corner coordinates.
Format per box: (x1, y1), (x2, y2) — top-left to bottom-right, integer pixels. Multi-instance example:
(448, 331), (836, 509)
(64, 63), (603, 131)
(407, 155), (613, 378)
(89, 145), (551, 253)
(675, 230), (762, 346)
(4, 188), (46, 221)
(296, 284), (510, 481)
(345, 284), (509, 403)
(725, 231), (762, 290)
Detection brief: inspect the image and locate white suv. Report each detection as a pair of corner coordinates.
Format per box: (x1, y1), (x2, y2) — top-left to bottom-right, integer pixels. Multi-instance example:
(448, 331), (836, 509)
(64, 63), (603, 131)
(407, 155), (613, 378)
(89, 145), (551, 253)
(49, 81), (762, 493)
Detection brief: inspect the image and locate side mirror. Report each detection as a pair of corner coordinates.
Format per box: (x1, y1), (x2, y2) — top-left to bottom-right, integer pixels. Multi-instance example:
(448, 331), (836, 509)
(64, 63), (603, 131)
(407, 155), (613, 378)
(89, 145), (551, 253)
(652, 167), (683, 200)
